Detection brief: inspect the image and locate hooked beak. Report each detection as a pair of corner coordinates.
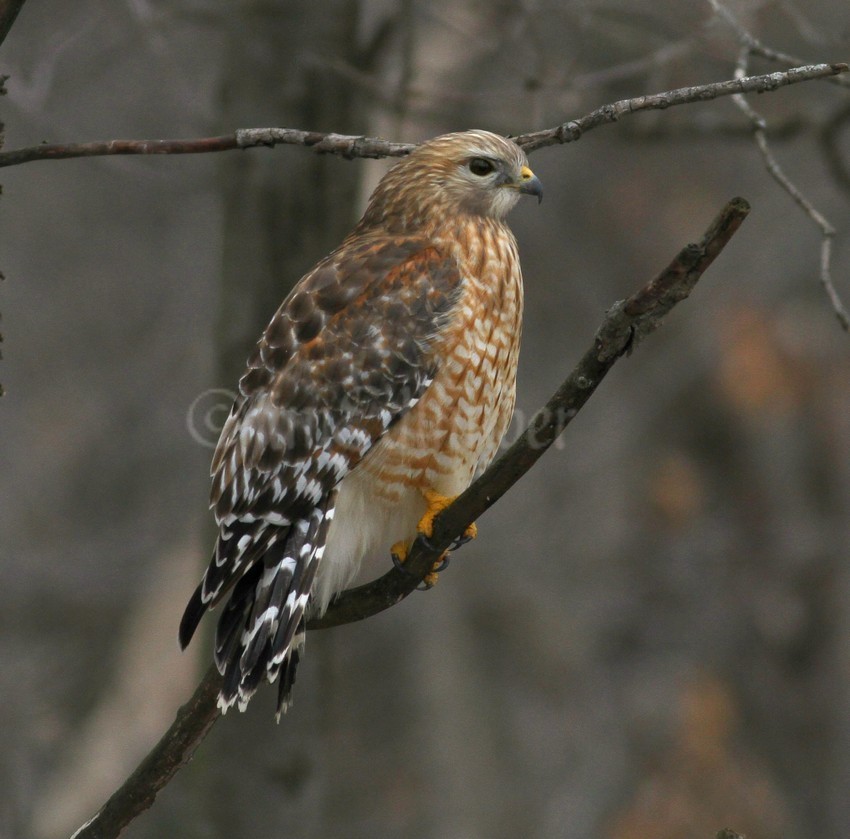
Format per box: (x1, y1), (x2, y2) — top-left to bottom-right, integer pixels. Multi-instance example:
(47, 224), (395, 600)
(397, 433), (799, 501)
(518, 165), (543, 204)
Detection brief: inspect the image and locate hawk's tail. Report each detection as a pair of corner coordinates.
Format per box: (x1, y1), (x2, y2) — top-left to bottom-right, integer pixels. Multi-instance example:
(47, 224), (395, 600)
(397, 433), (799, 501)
(180, 499), (334, 717)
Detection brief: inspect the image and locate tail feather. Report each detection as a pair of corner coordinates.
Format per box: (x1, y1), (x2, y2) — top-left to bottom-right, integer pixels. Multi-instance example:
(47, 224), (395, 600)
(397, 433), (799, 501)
(178, 583), (207, 650)
(200, 519), (288, 606)
(213, 561), (263, 671)
(210, 494), (335, 715)
(270, 578), (315, 666)
(238, 522), (307, 676)
(276, 625), (305, 720)
(220, 653), (245, 712)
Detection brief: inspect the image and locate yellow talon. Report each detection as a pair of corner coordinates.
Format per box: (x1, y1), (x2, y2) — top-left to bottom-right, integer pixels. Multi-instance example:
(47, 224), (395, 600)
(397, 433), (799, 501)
(392, 537), (442, 585)
(388, 488), (478, 587)
(422, 569), (441, 588)
(390, 540), (408, 564)
(417, 489), (478, 542)
(392, 489), (478, 585)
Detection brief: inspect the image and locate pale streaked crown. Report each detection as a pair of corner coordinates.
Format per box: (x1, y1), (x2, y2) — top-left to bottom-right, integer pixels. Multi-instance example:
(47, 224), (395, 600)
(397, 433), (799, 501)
(359, 129), (541, 232)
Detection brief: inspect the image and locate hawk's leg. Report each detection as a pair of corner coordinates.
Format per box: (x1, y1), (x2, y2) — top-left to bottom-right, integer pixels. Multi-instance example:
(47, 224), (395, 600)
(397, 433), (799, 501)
(390, 489), (478, 588)
(417, 489), (478, 545)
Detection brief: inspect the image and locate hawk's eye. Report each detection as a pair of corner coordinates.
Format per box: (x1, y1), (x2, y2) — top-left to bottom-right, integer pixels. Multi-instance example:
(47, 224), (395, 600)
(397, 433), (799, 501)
(468, 157), (495, 177)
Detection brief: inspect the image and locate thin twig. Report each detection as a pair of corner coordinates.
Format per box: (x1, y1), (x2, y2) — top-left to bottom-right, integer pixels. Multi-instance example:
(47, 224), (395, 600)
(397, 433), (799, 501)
(512, 63), (846, 151)
(69, 197), (750, 839)
(727, 47), (849, 330)
(566, 40), (694, 91)
(820, 103), (850, 193)
(0, 63), (845, 169)
(707, 0), (850, 89)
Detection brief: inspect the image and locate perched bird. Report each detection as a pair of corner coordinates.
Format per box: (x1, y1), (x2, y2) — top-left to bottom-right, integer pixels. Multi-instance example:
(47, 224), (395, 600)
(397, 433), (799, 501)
(179, 129), (542, 716)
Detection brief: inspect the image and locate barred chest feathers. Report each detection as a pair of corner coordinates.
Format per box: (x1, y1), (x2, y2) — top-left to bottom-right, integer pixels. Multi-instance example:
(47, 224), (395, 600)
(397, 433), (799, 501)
(314, 219), (523, 612)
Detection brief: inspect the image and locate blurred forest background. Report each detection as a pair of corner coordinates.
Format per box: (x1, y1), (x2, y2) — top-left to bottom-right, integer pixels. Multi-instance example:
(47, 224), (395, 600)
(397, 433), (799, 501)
(2, 1), (850, 837)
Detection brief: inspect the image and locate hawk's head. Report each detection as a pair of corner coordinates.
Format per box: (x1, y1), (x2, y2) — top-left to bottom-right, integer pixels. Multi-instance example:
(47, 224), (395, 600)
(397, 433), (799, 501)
(360, 129), (542, 232)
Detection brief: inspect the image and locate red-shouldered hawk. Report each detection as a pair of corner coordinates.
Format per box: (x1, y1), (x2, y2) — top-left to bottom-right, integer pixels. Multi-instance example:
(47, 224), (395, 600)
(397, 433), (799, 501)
(179, 130), (542, 716)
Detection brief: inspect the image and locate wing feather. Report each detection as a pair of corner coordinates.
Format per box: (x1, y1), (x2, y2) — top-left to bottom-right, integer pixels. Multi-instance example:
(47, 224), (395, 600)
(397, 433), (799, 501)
(198, 237), (462, 605)
(180, 235), (464, 712)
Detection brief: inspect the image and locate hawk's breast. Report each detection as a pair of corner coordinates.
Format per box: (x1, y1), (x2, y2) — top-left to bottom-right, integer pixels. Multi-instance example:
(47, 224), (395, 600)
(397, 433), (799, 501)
(315, 219), (523, 610)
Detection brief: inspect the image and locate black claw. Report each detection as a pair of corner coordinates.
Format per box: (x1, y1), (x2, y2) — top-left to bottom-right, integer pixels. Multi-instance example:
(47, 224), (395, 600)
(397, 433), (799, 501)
(417, 533), (440, 553)
(449, 532), (473, 551)
(391, 549), (417, 577)
(393, 536), (452, 591)
(416, 552), (449, 591)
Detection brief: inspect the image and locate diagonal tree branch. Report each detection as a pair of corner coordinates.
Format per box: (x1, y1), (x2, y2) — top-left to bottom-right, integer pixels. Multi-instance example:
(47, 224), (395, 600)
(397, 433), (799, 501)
(0, 0), (27, 49)
(0, 63), (845, 169)
(70, 196), (750, 839)
(513, 63), (847, 151)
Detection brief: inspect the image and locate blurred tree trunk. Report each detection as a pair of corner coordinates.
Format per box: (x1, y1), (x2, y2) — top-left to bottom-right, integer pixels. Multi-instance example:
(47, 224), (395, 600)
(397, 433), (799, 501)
(201, 3), (365, 837)
(214, 1), (364, 387)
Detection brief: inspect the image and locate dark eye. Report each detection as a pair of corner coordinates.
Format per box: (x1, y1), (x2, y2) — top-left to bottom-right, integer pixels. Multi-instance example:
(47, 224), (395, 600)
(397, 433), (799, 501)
(468, 157), (495, 176)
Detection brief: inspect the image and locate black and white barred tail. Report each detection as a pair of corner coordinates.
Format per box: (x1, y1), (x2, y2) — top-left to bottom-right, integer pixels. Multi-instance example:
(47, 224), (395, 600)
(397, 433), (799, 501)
(179, 497), (335, 717)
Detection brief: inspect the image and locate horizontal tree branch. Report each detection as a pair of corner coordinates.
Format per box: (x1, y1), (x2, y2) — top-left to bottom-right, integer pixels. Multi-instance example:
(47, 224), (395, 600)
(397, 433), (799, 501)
(0, 63), (845, 169)
(71, 197), (750, 839)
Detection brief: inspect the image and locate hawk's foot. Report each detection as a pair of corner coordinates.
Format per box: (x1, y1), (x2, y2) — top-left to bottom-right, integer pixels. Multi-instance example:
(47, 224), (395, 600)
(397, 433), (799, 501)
(417, 489), (478, 543)
(391, 540), (410, 570)
(390, 539), (448, 590)
(390, 490), (477, 588)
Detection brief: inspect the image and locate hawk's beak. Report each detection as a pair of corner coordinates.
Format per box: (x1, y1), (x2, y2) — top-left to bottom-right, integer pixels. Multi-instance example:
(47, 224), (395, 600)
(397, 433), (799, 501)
(517, 165), (543, 204)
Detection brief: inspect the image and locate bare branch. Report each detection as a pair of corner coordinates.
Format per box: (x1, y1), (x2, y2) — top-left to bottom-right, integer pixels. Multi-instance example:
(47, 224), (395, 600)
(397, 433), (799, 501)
(316, 200), (751, 627)
(0, 0), (27, 49)
(69, 197), (750, 839)
(0, 130), (413, 169)
(707, 0), (850, 89)
(566, 40), (694, 91)
(235, 128), (414, 158)
(70, 666), (222, 839)
(821, 103), (850, 193)
(513, 63), (847, 152)
(0, 64), (845, 170)
(725, 44), (849, 330)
